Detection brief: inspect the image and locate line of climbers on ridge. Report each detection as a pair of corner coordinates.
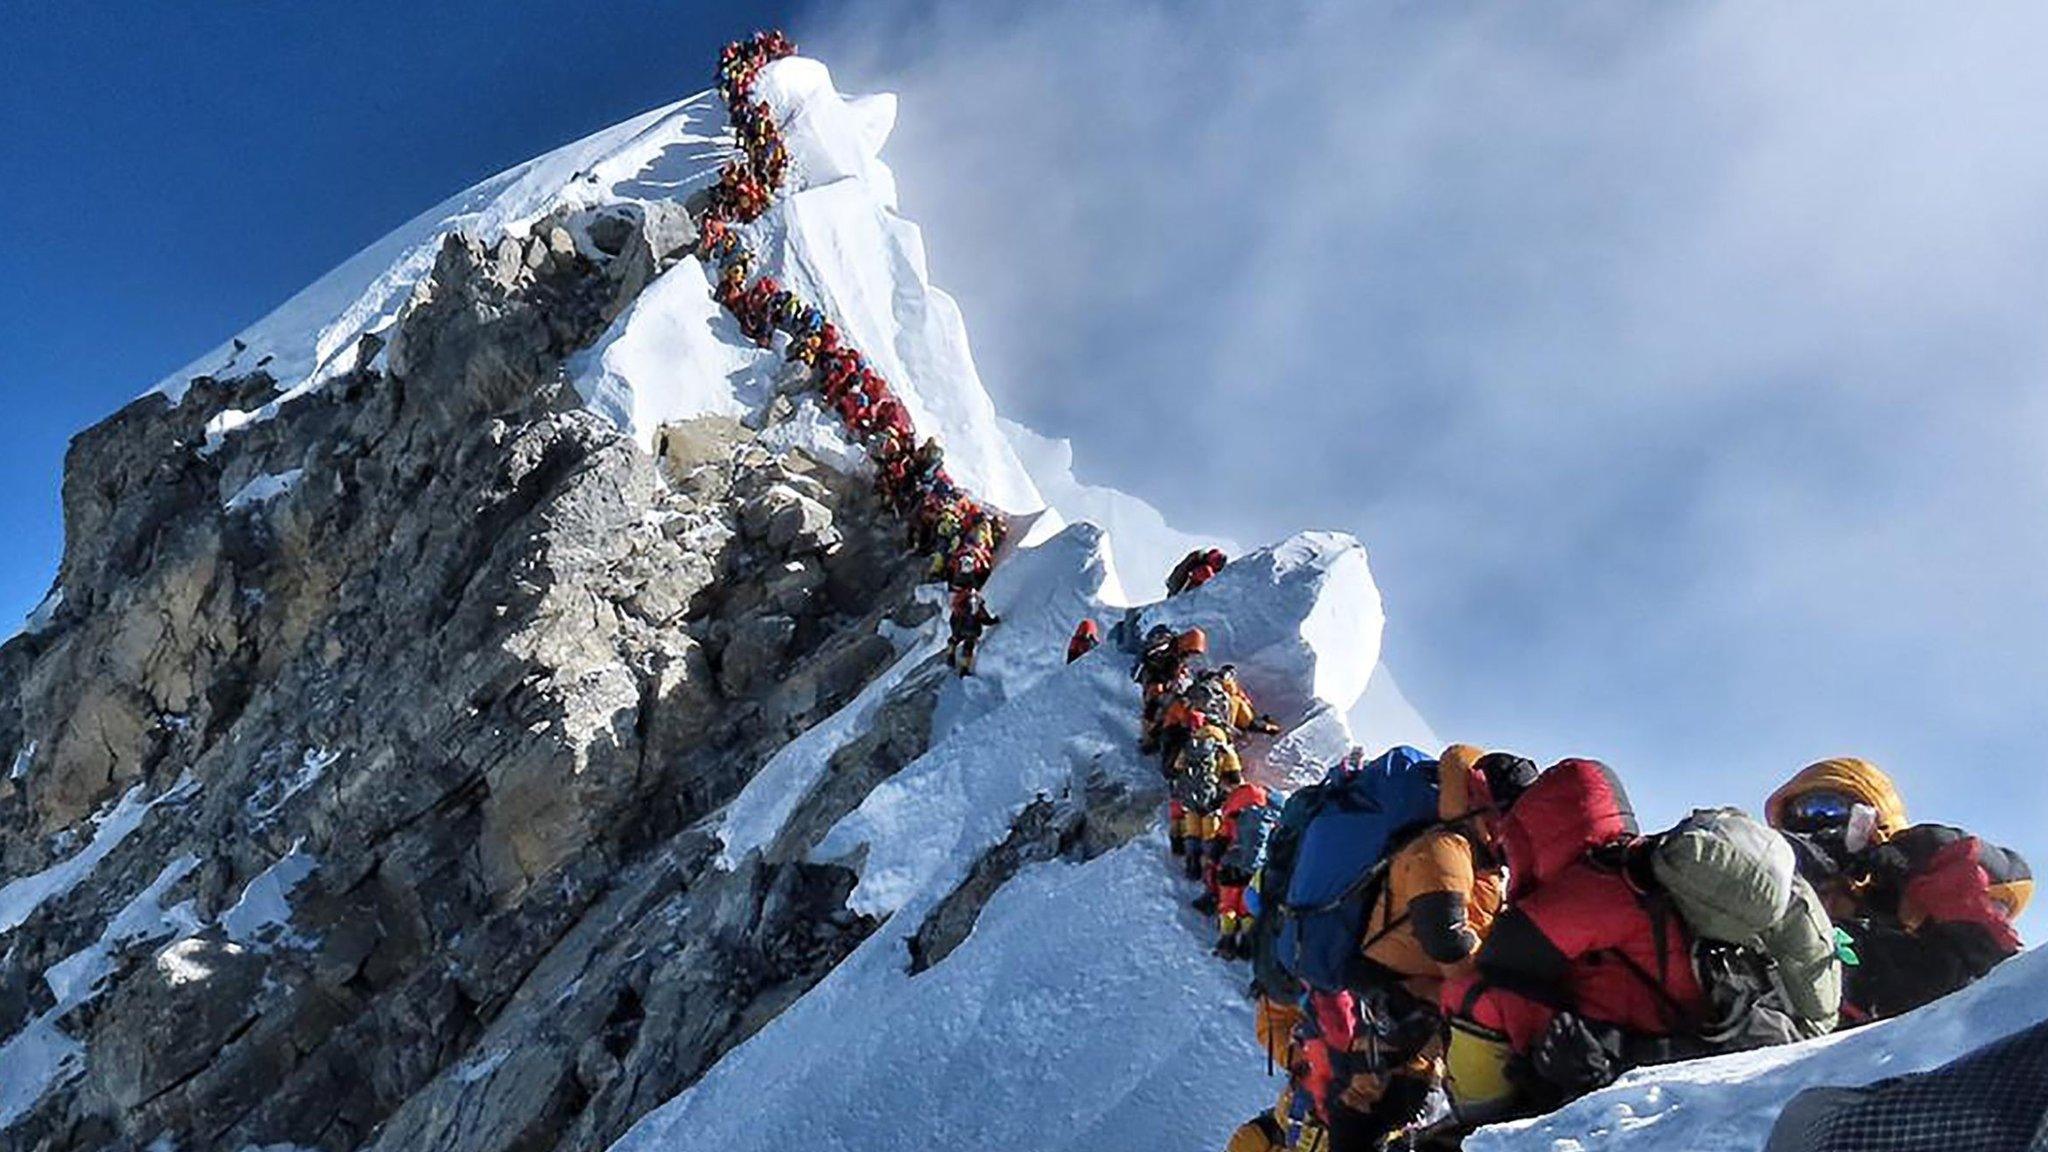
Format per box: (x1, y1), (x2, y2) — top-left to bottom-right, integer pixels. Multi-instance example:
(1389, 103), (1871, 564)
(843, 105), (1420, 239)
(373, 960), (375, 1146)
(1096, 556), (2033, 1151)
(700, 32), (1010, 657)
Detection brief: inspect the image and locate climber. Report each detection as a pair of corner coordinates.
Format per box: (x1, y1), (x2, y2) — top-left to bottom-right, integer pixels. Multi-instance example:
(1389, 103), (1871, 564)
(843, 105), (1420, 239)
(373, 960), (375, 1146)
(1134, 626), (1208, 744)
(1066, 619), (1102, 663)
(1191, 665), (1284, 738)
(1767, 758), (2031, 1023)
(946, 585), (999, 676)
(1438, 759), (1706, 1129)
(1167, 548), (1229, 596)
(868, 394), (913, 445)
(871, 426), (914, 507)
(1170, 719), (1241, 890)
(1213, 777), (1281, 958)
(1286, 747), (1537, 1151)
(947, 538), (994, 589)
(1227, 997), (1332, 1152)
(909, 436), (946, 492)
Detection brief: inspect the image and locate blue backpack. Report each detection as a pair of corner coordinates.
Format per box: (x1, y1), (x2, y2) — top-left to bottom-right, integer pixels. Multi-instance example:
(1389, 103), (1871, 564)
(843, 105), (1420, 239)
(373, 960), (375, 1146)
(1222, 800), (1283, 877)
(1276, 746), (1442, 992)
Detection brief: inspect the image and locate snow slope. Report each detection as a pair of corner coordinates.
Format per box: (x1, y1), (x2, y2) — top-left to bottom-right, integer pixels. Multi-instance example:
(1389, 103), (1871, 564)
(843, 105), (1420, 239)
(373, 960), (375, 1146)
(617, 522), (1382, 1152)
(1000, 417), (1438, 751)
(569, 57), (1043, 515)
(1470, 946), (2048, 1152)
(155, 92), (730, 421)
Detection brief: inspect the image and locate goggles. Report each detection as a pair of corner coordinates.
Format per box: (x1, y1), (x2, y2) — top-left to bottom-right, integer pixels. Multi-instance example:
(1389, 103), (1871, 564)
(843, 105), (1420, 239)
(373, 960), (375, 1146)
(1781, 790), (1857, 833)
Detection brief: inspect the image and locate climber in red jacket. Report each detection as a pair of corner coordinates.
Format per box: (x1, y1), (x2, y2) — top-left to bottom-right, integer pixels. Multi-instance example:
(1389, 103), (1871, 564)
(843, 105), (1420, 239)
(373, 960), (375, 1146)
(1440, 759), (1706, 1124)
(1066, 619), (1102, 664)
(1167, 548), (1228, 596)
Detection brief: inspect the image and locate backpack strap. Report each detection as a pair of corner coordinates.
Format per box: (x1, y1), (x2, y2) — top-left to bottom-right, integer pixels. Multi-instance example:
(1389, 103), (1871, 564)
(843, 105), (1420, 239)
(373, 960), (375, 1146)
(1599, 895), (1699, 1035)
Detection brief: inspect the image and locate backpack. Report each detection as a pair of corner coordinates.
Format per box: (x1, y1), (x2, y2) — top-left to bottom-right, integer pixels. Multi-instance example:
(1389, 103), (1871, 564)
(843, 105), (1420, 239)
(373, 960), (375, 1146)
(1173, 735), (1229, 813)
(1249, 782), (1327, 1001)
(1224, 800), (1283, 877)
(1276, 747), (1442, 992)
(1650, 807), (1841, 1047)
(1183, 674), (1234, 727)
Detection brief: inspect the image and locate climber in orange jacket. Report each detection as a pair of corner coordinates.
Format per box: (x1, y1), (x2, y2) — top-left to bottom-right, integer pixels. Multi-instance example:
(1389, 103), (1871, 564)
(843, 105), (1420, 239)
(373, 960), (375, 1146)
(1295, 746), (1536, 1151)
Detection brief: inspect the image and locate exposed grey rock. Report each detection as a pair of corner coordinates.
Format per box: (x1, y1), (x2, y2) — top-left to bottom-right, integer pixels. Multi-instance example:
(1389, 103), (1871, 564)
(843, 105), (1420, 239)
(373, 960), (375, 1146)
(718, 614), (797, 698)
(582, 210), (638, 258)
(0, 198), (931, 1152)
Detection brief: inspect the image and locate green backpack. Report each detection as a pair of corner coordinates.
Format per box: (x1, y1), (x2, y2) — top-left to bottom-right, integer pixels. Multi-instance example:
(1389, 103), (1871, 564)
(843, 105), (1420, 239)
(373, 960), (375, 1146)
(1650, 807), (1841, 1046)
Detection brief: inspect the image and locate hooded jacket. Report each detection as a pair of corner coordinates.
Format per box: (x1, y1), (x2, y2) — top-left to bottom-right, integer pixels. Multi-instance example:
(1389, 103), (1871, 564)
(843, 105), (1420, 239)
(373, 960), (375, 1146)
(1841, 822), (2032, 1019)
(1358, 745), (1508, 1000)
(1447, 759), (1706, 1053)
(1766, 757), (1910, 842)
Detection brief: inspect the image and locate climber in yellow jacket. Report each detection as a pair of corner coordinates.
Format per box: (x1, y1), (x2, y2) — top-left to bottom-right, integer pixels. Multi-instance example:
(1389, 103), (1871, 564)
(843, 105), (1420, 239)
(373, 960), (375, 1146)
(1226, 998), (1330, 1152)
(1170, 722), (1243, 885)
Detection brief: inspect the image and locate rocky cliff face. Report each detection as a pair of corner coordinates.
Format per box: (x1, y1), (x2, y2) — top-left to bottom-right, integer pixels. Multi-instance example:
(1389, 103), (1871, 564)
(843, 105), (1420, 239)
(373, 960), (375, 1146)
(0, 196), (960, 1151)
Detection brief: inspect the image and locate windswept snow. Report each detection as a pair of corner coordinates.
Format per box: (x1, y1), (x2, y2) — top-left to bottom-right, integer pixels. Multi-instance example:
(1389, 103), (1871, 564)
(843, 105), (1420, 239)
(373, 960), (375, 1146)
(43, 854), (202, 1006)
(0, 774), (198, 936)
(9, 741), (34, 782)
(220, 844), (319, 948)
(613, 837), (1276, 1152)
(1471, 946), (2048, 1152)
(571, 57), (1043, 517)
(222, 468), (304, 512)
(570, 262), (777, 446)
(619, 526), (1381, 1152)
(1137, 531), (1383, 727)
(20, 587), (64, 636)
(1000, 417), (1243, 605)
(716, 622), (937, 868)
(157, 89), (731, 440)
(1, 853), (203, 1126)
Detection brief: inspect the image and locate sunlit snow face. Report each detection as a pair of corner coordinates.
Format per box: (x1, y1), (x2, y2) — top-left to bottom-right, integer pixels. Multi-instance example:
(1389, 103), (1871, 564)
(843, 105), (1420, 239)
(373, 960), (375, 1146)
(810, 1), (2048, 913)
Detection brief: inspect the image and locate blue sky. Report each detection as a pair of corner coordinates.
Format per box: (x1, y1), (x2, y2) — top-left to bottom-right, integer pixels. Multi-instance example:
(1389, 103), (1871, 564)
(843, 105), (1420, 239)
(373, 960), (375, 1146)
(4, 3), (2044, 886)
(0, 0), (795, 622)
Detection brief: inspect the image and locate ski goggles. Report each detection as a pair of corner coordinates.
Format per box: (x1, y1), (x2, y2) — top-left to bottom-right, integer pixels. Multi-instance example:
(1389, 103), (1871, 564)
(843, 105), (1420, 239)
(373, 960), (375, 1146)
(1780, 790), (1857, 833)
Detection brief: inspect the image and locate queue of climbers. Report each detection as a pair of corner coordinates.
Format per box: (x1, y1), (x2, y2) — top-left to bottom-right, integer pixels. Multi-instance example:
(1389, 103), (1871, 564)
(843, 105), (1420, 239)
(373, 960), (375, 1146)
(705, 36), (2031, 1144)
(1198, 741), (2030, 1151)
(1106, 561), (2033, 1151)
(701, 33), (1008, 664)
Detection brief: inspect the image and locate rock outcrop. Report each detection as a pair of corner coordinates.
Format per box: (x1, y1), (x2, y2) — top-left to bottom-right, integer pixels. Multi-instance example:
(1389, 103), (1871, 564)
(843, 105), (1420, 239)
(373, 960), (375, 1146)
(0, 199), (928, 1152)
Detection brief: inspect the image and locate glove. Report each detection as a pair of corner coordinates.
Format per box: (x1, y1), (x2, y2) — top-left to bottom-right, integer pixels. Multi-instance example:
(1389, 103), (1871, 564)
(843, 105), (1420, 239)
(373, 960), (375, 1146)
(1529, 1012), (1624, 1097)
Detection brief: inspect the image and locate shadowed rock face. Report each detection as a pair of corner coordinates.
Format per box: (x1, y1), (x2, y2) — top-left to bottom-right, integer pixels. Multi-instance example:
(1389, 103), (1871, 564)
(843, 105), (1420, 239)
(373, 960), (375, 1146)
(0, 206), (925, 1152)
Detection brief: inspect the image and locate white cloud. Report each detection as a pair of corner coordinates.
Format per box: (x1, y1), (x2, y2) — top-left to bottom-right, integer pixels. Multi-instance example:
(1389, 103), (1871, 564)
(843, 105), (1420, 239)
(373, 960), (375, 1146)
(806, 0), (2048, 879)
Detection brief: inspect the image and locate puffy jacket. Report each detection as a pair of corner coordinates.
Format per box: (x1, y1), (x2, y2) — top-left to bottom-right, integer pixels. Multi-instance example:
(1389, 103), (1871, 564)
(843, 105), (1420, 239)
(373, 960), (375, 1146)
(1766, 757), (1910, 842)
(1170, 724), (1243, 803)
(1447, 760), (1706, 1053)
(1359, 745), (1507, 1001)
(1841, 823), (2031, 1019)
(1065, 620), (1100, 663)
